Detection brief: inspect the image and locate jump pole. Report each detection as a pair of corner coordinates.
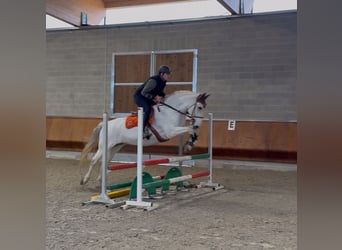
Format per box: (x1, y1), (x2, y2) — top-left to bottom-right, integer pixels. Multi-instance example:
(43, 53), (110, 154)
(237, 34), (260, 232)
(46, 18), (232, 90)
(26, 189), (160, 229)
(92, 173), (165, 200)
(107, 174), (164, 191)
(124, 107), (153, 209)
(91, 187), (131, 200)
(109, 153), (209, 171)
(143, 170), (209, 190)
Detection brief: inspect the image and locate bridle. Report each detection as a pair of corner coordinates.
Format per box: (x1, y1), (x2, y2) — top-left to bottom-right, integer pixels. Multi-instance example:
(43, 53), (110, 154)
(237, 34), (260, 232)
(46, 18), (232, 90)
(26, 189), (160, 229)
(159, 92), (209, 149)
(159, 101), (204, 121)
(158, 92), (209, 132)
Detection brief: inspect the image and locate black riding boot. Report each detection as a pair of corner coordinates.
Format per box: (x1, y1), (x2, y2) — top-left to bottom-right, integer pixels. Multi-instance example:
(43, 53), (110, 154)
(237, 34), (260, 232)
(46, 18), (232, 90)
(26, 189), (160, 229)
(143, 127), (152, 140)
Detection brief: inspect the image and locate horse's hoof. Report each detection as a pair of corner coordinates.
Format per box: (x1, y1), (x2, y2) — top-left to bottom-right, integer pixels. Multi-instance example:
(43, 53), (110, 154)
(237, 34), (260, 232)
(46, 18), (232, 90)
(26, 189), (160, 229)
(183, 144), (192, 153)
(80, 179), (86, 185)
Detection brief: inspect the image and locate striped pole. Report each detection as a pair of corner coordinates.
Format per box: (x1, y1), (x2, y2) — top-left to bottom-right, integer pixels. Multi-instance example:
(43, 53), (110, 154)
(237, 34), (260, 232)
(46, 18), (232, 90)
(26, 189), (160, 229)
(109, 153), (210, 171)
(143, 170), (209, 190)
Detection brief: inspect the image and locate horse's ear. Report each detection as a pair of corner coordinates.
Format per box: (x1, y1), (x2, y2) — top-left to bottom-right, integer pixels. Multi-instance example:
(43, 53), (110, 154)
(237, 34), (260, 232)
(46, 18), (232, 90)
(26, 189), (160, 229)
(200, 92), (210, 100)
(196, 93), (203, 102)
(197, 92), (210, 107)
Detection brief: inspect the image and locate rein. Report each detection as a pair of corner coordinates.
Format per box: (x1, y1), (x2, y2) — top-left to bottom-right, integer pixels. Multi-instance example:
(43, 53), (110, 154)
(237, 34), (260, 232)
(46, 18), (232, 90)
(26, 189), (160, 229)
(159, 101), (204, 120)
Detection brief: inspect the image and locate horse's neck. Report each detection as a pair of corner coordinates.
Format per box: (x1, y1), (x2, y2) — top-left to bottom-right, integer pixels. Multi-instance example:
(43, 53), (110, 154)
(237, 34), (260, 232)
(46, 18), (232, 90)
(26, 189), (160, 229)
(152, 93), (192, 128)
(152, 104), (184, 127)
(165, 92), (193, 111)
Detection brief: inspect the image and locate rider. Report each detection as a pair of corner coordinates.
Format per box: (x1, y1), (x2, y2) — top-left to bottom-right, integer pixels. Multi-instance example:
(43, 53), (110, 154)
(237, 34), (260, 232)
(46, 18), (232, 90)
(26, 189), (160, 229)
(134, 65), (172, 139)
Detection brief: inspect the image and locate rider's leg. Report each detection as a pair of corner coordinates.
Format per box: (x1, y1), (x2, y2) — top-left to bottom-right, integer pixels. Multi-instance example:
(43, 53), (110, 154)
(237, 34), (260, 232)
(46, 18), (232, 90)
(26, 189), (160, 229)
(143, 105), (150, 128)
(134, 94), (152, 138)
(142, 104), (152, 139)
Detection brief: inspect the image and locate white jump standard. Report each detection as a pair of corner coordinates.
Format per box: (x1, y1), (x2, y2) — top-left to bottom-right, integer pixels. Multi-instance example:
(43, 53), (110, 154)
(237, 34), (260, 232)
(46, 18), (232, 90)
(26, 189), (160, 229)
(82, 112), (119, 206)
(125, 107), (153, 208)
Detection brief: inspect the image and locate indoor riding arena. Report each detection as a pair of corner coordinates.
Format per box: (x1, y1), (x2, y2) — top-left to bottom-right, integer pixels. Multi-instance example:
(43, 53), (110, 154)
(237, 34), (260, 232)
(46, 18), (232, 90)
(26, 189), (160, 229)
(46, 1), (297, 249)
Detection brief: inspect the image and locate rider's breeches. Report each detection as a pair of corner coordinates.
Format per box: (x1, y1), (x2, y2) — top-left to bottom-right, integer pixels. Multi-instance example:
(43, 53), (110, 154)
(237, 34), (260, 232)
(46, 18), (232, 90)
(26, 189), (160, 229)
(134, 93), (152, 128)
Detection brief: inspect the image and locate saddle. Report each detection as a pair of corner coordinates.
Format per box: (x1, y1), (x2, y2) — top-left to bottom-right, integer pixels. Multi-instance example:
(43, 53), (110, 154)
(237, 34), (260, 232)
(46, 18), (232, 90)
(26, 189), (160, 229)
(125, 108), (154, 129)
(125, 109), (168, 142)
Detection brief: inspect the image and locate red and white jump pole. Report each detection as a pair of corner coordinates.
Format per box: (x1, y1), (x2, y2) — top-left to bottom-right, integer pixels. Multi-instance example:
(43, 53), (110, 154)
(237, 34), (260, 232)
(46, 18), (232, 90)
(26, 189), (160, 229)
(143, 170), (210, 190)
(109, 153), (210, 171)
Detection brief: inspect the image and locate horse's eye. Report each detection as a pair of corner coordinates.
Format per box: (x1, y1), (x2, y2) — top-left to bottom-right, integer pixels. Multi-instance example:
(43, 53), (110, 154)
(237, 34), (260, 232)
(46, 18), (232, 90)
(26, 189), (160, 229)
(198, 107), (203, 110)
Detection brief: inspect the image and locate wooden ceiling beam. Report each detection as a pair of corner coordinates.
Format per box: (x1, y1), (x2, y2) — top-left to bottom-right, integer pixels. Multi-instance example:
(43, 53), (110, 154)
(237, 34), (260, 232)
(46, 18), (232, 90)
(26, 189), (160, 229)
(103, 0), (189, 8)
(46, 0), (106, 26)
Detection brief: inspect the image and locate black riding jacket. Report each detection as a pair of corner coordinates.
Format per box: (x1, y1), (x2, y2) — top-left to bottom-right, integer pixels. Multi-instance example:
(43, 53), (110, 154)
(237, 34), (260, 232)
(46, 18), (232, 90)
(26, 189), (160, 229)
(135, 75), (166, 103)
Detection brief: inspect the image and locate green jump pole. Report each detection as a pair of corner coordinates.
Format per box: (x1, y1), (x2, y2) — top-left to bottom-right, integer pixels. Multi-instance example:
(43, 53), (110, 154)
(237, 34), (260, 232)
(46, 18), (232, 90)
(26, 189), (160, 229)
(143, 170), (209, 190)
(107, 175), (164, 191)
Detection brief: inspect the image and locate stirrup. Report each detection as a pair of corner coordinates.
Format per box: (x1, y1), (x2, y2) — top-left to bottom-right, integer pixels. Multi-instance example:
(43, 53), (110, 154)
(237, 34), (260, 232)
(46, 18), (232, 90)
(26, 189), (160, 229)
(143, 127), (152, 139)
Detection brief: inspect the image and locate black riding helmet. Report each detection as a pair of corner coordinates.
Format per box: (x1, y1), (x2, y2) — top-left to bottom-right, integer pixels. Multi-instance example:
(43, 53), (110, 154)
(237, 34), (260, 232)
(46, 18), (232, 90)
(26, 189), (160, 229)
(158, 65), (172, 74)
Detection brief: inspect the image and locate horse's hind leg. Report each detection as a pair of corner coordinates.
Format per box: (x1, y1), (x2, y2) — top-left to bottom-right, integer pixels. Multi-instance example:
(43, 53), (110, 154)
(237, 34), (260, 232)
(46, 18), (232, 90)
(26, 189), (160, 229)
(95, 144), (125, 183)
(80, 148), (102, 185)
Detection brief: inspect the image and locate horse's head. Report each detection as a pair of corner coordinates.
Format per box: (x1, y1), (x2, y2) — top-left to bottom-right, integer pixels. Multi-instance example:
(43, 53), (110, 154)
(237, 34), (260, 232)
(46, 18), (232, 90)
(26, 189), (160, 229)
(183, 93), (210, 153)
(186, 92), (210, 126)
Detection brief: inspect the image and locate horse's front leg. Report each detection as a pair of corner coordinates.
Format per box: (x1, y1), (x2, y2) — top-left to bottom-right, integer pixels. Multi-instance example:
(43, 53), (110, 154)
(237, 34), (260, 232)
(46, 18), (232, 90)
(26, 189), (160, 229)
(166, 125), (200, 153)
(183, 124), (201, 153)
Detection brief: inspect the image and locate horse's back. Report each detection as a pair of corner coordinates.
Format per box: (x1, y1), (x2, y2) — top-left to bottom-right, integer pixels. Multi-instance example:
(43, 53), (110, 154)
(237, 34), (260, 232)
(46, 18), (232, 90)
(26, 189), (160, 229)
(108, 117), (126, 131)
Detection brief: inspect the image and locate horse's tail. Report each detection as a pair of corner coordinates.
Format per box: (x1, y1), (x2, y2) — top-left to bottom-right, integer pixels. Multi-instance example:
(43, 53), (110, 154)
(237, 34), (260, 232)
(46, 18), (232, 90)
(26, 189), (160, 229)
(79, 122), (103, 167)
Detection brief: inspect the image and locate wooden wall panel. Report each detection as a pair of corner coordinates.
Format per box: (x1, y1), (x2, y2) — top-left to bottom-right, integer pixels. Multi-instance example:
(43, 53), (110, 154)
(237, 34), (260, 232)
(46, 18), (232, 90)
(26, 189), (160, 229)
(114, 86), (139, 113)
(46, 117), (101, 149)
(155, 52), (193, 82)
(113, 84), (192, 113)
(115, 55), (150, 83)
(46, 117), (297, 162)
(113, 52), (194, 114)
(210, 121), (297, 151)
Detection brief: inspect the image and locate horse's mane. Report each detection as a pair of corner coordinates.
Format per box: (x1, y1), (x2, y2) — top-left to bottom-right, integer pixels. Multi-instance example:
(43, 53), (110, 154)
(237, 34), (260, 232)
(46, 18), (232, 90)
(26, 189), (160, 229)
(172, 90), (194, 95)
(164, 90), (209, 108)
(164, 90), (196, 101)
